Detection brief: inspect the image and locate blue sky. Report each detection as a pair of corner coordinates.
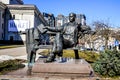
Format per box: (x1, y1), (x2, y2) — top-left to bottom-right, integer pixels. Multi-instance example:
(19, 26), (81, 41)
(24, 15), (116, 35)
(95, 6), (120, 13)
(23, 0), (120, 27)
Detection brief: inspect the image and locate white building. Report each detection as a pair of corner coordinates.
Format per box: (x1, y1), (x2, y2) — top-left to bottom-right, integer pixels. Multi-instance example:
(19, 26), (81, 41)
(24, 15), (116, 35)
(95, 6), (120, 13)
(0, 0), (48, 44)
(4, 4), (48, 42)
(56, 14), (65, 27)
(0, 0), (23, 4)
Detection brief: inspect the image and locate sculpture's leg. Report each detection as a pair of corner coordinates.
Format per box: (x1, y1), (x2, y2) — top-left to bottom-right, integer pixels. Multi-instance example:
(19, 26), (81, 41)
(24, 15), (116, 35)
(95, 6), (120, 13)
(44, 33), (63, 63)
(56, 33), (63, 57)
(27, 51), (36, 75)
(74, 50), (79, 59)
(34, 28), (40, 41)
(26, 28), (37, 75)
(26, 28), (32, 75)
(27, 44), (37, 75)
(44, 40), (56, 63)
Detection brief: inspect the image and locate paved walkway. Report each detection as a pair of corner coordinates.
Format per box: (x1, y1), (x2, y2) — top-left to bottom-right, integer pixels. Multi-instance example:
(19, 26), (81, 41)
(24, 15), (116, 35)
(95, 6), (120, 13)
(0, 46), (45, 61)
(0, 46), (27, 57)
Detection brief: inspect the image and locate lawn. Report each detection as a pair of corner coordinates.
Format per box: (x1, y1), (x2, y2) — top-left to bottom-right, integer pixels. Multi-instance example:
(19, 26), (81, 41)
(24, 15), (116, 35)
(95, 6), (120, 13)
(0, 45), (24, 49)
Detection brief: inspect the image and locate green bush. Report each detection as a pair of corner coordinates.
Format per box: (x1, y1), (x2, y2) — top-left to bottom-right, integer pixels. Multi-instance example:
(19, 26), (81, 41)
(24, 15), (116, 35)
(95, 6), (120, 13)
(93, 49), (120, 77)
(0, 59), (25, 74)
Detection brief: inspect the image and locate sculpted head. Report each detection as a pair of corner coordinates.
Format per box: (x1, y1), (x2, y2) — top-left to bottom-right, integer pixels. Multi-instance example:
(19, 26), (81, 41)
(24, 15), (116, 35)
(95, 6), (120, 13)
(69, 12), (76, 22)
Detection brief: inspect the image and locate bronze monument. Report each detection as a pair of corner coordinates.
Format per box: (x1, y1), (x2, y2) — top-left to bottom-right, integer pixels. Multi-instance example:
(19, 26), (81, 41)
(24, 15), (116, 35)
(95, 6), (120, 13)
(26, 12), (93, 75)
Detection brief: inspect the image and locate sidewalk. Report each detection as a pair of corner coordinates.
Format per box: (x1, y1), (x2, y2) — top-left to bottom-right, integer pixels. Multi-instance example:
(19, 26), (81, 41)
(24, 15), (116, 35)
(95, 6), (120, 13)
(0, 46), (45, 61)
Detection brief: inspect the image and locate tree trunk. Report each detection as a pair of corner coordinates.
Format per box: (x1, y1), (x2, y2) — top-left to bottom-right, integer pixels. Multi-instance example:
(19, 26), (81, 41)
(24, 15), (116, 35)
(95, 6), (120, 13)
(105, 37), (108, 50)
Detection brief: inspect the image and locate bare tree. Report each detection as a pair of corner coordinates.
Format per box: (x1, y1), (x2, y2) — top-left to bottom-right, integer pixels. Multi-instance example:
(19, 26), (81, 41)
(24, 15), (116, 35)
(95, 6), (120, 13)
(93, 21), (113, 50)
(112, 30), (120, 41)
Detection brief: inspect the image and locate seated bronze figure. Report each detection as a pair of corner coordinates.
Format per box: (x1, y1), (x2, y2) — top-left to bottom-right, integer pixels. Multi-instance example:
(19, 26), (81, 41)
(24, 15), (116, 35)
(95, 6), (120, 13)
(43, 13), (91, 62)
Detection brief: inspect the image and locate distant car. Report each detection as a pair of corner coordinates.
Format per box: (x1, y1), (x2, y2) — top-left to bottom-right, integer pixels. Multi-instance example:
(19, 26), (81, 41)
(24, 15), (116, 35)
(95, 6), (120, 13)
(79, 47), (86, 51)
(86, 48), (97, 51)
(79, 47), (97, 51)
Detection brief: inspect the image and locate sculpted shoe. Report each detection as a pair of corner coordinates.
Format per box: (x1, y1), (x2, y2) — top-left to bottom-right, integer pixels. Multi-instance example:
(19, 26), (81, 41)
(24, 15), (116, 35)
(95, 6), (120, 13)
(44, 53), (55, 63)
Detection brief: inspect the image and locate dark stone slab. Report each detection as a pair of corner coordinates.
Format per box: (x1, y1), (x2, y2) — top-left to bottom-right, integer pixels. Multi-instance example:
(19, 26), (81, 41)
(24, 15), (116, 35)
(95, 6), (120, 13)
(32, 58), (94, 76)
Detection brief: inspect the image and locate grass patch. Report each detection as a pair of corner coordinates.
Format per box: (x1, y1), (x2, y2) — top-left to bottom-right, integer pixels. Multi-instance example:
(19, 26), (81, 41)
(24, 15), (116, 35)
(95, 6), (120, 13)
(79, 51), (99, 63)
(0, 45), (24, 49)
(0, 59), (26, 74)
(39, 49), (99, 63)
(96, 73), (120, 80)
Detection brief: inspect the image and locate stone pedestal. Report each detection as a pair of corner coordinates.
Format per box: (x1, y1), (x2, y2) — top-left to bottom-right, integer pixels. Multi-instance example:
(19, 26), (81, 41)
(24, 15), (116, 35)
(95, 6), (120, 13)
(32, 58), (94, 77)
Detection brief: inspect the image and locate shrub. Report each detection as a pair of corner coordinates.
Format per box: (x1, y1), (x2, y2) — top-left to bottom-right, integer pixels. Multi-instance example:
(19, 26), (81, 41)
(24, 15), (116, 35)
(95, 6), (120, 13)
(0, 59), (25, 74)
(93, 49), (120, 77)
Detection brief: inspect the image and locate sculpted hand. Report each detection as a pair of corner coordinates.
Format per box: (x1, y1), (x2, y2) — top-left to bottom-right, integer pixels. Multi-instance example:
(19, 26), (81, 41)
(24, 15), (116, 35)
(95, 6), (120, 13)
(41, 26), (48, 34)
(43, 26), (49, 29)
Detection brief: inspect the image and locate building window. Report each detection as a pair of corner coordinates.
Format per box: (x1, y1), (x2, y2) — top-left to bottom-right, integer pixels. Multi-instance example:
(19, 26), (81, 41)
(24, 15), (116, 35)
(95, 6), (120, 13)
(10, 36), (14, 41)
(2, 33), (4, 39)
(2, 23), (4, 29)
(13, 15), (15, 19)
(9, 14), (15, 19)
(10, 15), (12, 19)
(2, 13), (4, 18)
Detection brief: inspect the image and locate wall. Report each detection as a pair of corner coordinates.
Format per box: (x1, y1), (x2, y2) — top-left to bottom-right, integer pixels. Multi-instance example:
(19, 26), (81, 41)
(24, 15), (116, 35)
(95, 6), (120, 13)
(0, 0), (10, 4)
(0, 2), (6, 40)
